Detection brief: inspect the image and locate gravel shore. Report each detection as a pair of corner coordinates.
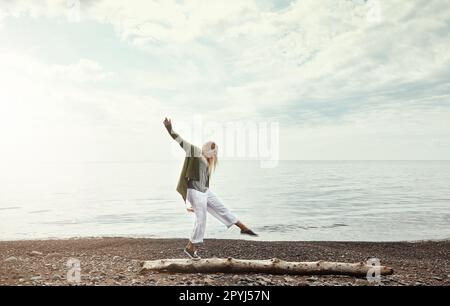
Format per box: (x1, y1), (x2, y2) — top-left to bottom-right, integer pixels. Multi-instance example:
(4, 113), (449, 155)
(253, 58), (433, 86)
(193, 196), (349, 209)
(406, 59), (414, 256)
(1, 238), (449, 286)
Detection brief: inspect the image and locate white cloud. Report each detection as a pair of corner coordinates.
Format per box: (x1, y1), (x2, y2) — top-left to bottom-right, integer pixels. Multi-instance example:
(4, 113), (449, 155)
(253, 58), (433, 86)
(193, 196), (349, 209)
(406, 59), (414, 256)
(50, 58), (112, 82)
(89, 0), (259, 44)
(0, 0), (81, 20)
(0, 53), (111, 83)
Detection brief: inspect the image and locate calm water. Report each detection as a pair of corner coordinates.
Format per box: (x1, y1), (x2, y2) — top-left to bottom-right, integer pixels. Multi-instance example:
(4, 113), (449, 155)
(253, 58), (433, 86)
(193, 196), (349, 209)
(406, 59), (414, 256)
(1, 161), (449, 241)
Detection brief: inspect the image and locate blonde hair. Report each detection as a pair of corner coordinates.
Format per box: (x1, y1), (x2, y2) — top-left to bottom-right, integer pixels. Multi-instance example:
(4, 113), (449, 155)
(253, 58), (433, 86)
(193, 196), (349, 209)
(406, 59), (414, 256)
(202, 141), (218, 176)
(207, 155), (218, 176)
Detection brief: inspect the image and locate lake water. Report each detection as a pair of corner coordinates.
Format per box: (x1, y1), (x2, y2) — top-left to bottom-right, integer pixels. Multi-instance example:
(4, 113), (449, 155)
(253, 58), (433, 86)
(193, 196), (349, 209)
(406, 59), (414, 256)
(1, 161), (449, 241)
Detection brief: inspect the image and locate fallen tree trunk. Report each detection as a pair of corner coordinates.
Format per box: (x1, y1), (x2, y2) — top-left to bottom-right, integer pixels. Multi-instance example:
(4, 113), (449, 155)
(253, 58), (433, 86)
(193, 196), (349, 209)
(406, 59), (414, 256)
(141, 258), (393, 276)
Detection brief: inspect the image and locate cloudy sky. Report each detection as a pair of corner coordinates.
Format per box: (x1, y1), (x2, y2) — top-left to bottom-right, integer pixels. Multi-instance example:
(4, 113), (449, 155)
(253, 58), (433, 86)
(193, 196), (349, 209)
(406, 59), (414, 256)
(0, 0), (449, 162)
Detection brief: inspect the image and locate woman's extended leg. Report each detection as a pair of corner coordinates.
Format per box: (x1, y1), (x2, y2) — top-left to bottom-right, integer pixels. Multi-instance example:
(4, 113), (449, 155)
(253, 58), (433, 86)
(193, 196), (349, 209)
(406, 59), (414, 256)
(206, 190), (258, 236)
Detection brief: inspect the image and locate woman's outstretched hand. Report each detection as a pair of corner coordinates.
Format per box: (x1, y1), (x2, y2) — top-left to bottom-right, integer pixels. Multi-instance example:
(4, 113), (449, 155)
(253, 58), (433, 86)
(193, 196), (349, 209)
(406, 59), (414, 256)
(163, 117), (172, 132)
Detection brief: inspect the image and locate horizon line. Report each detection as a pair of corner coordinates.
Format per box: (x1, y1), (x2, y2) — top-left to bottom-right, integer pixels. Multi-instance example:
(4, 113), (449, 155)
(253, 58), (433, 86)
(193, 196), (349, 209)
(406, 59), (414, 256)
(1, 159), (450, 164)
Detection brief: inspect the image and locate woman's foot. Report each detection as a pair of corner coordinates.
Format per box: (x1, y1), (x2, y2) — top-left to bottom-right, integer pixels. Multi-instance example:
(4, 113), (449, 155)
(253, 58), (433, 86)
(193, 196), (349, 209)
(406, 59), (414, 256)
(240, 229), (258, 236)
(184, 247), (201, 260)
(184, 241), (201, 260)
(235, 221), (258, 236)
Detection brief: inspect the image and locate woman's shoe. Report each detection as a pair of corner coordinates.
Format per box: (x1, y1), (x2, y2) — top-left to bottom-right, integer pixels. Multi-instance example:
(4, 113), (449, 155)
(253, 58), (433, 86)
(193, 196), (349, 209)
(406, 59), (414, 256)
(241, 229), (258, 236)
(184, 248), (201, 260)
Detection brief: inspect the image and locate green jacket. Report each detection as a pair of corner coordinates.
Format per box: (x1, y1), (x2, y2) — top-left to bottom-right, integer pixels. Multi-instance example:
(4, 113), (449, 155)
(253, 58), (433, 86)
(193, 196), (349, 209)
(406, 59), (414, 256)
(167, 128), (202, 202)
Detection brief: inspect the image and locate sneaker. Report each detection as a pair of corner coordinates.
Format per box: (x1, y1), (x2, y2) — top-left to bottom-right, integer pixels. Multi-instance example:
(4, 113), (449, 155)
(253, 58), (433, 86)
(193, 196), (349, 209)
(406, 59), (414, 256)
(241, 229), (258, 236)
(184, 248), (201, 260)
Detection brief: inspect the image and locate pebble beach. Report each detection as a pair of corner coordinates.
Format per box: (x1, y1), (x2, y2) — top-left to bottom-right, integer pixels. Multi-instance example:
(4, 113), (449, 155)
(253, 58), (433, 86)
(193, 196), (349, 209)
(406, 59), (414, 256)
(1, 238), (449, 286)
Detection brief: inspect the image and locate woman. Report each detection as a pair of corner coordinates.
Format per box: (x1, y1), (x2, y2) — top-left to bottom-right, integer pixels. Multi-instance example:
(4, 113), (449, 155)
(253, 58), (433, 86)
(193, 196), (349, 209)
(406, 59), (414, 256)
(163, 117), (257, 260)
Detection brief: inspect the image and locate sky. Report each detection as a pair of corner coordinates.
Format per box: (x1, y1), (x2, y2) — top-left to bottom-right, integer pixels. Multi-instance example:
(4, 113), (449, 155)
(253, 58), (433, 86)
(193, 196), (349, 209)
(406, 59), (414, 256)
(0, 0), (449, 162)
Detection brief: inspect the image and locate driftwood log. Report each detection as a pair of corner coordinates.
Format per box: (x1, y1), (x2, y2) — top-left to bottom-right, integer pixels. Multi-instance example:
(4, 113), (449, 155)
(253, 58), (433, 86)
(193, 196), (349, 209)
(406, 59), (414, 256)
(141, 258), (393, 276)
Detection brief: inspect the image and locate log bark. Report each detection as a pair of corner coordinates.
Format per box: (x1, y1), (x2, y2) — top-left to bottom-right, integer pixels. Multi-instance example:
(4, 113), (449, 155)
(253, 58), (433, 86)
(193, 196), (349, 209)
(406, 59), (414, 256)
(141, 258), (393, 276)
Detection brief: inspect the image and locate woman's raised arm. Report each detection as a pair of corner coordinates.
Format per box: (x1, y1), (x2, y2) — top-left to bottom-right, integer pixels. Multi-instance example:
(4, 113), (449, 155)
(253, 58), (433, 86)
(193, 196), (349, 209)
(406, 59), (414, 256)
(163, 117), (199, 156)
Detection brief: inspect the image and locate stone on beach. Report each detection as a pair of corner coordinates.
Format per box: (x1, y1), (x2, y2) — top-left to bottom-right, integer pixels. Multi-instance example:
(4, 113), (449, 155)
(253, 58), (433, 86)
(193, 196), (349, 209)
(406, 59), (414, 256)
(45, 253), (62, 259)
(4, 256), (18, 262)
(28, 251), (43, 257)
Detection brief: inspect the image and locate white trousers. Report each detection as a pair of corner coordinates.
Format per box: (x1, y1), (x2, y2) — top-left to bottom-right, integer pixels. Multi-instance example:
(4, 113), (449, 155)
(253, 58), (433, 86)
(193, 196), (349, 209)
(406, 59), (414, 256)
(187, 188), (238, 244)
